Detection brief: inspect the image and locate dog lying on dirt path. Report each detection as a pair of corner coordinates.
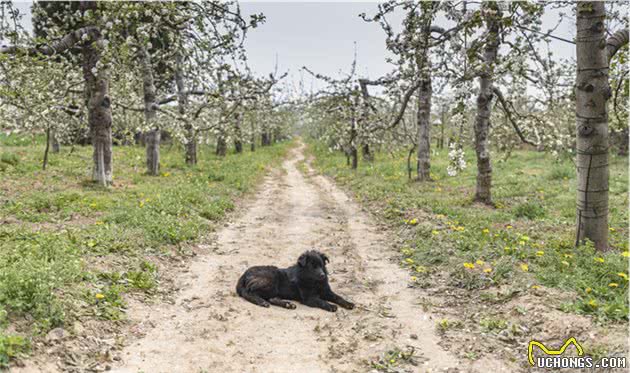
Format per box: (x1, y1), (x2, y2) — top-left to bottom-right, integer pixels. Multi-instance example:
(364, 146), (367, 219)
(236, 250), (355, 312)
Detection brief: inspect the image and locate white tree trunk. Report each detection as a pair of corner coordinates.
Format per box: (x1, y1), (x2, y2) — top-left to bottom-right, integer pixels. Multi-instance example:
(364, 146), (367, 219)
(473, 2), (500, 205)
(575, 1), (610, 250)
(81, 2), (112, 186)
(140, 45), (160, 175)
(174, 53), (196, 165)
(416, 78), (432, 181)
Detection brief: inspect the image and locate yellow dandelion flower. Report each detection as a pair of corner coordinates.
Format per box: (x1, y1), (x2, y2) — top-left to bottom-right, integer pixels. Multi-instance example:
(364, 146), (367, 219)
(531, 285), (540, 289)
(415, 265), (427, 273)
(621, 251), (629, 258)
(482, 228), (490, 234)
(408, 218), (418, 226)
(431, 230), (439, 235)
(594, 257), (605, 263)
(609, 283), (619, 288)
(162, 172), (171, 177)
(536, 251), (545, 256)
(476, 259), (485, 265)
(520, 263), (529, 272)
(463, 262), (475, 269)
(404, 258), (415, 264)
(95, 221), (104, 225)
(521, 235), (530, 241)
(617, 273), (628, 280)
(588, 299), (598, 308)
(410, 276), (418, 282)
(585, 287), (592, 293)
(609, 227), (615, 232)
(519, 240), (526, 246)
(563, 253), (573, 259)
(89, 203), (97, 208)
(95, 293), (105, 300)
(506, 225), (513, 229)
(483, 268), (492, 273)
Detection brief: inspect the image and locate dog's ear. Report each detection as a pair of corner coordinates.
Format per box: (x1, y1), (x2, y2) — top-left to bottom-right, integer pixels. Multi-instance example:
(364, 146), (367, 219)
(320, 252), (330, 264)
(298, 253), (308, 267)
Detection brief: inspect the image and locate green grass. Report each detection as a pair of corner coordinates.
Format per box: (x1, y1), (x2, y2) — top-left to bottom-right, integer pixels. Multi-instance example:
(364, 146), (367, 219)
(308, 142), (629, 323)
(0, 137), (289, 366)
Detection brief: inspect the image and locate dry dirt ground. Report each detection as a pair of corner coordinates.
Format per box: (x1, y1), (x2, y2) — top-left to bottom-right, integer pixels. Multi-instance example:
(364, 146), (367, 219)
(100, 143), (514, 373)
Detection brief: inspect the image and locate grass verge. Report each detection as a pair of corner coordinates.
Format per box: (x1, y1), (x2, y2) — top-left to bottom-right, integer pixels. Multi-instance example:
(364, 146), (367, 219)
(0, 137), (290, 366)
(307, 141), (628, 323)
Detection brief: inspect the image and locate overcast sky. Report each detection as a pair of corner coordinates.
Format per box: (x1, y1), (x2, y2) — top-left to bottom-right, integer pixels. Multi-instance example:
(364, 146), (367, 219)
(11, 1), (581, 94)
(238, 2), (577, 94)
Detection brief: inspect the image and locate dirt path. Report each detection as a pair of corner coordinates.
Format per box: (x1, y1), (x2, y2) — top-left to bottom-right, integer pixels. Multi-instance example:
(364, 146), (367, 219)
(111, 144), (509, 373)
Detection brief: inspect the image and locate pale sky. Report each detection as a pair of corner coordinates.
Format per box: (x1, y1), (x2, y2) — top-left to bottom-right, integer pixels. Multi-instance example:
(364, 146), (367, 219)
(10, 1), (584, 95)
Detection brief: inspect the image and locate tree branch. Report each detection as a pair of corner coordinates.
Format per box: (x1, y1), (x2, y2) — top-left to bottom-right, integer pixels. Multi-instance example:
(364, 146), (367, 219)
(606, 29), (629, 63)
(492, 87), (537, 146)
(1, 26), (99, 56)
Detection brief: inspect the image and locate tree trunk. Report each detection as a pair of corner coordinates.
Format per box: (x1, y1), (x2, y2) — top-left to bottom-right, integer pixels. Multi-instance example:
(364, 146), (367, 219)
(575, 1), (609, 250)
(140, 45), (159, 175)
(43, 126), (51, 170)
(361, 143), (372, 162)
(473, 2), (500, 205)
(50, 130), (60, 153)
(439, 108), (446, 149)
(216, 134), (227, 157)
(145, 129), (160, 174)
(81, 1), (112, 186)
(261, 132), (270, 146)
(234, 113), (243, 153)
(414, 5), (435, 182)
(416, 78), (432, 181)
(185, 127), (197, 165)
(617, 128), (628, 156)
(175, 53), (196, 165)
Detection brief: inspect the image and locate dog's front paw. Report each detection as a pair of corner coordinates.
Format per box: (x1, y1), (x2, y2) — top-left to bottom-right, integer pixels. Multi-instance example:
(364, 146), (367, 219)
(328, 304), (338, 312)
(342, 302), (355, 310)
(285, 302), (296, 309)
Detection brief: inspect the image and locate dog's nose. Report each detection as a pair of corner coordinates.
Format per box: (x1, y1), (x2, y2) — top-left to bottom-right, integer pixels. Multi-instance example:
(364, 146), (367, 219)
(318, 273), (326, 280)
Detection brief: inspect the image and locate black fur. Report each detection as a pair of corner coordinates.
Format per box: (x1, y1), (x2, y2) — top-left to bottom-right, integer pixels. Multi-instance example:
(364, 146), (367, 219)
(236, 250), (355, 312)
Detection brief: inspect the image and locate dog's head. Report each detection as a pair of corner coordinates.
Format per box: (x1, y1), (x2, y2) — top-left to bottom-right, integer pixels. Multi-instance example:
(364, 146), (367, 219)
(297, 250), (329, 282)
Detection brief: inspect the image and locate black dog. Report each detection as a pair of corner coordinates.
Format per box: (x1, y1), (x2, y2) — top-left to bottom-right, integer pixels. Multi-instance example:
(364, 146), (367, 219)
(236, 250), (355, 312)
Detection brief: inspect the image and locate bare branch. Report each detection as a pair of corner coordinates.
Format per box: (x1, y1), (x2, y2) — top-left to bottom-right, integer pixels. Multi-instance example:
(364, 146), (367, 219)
(606, 29), (629, 63)
(492, 87), (537, 146)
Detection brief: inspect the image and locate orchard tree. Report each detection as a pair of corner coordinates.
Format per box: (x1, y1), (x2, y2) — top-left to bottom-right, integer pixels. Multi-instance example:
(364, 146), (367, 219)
(1, 1), (114, 184)
(575, 1), (628, 251)
(362, 1), (467, 181)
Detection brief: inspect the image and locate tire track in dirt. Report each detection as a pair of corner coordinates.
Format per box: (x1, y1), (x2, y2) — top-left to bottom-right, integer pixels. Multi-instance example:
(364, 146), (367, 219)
(111, 143), (511, 373)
